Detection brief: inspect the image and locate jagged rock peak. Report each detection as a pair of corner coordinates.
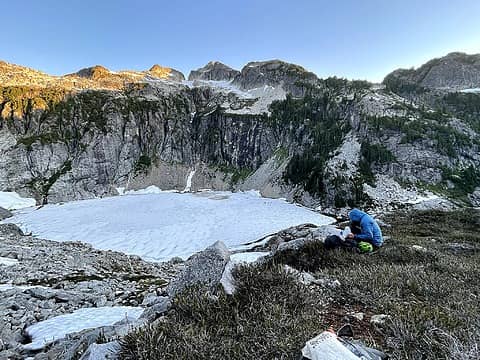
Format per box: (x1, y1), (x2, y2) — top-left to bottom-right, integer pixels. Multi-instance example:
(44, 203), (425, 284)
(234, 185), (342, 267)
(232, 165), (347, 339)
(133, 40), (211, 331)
(188, 61), (240, 81)
(233, 59), (319, 95)
(148, 64), (185, 81)
(75, 65), (111, 80)
(384, 52), (480, 91)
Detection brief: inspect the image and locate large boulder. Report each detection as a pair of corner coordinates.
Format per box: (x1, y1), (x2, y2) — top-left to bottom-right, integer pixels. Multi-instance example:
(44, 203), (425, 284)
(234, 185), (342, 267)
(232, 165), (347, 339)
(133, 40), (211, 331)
(0, 207), (12, 221)
(139, 296), (171, 322)
(166, 241), (230, 297)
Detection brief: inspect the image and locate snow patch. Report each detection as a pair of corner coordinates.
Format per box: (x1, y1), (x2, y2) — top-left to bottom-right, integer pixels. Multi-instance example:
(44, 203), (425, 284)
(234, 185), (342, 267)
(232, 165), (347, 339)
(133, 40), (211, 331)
(0, 192), (36, 210)
(0, 282), (50, 292)
(364, 175), (439, 207)
(5, 191), (333, 262)
(23, 306), (143, 350)
(0, 257), (19, 266)
(460, 88), (480, 93)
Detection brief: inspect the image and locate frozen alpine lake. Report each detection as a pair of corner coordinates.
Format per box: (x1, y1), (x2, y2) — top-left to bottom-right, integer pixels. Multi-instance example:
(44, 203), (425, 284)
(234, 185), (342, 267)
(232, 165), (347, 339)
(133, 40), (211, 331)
(4, 189), (334, 262)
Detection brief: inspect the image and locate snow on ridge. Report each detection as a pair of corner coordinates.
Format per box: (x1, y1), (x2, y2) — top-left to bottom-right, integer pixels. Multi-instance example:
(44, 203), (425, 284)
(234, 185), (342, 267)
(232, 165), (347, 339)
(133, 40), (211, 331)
(0, 191), (36, 210)
(23, 306), (143, 350)
(4, 190), (334, 262)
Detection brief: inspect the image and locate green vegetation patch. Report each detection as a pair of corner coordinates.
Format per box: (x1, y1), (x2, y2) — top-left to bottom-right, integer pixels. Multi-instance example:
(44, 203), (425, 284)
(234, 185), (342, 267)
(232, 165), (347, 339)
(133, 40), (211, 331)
(217, 164), (253, 185)
(134, 154), (153, 174)
(358, 142), (396, 185)
(120, 264), (326, 360)
(268, 94), (351, 195)
(366, 115), (472, 157)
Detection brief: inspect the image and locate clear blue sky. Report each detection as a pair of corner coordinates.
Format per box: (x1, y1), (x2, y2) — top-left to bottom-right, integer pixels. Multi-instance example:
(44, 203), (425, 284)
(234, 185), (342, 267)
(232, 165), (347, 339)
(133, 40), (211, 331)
(2, 0), (479, 82)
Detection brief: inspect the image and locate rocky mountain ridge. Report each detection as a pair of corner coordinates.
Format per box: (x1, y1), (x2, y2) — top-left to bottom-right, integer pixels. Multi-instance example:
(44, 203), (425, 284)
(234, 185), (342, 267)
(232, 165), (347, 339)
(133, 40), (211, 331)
(0, 61), (185, 91)
(1, 53), (479, 209)
(384, 52), (480, 92)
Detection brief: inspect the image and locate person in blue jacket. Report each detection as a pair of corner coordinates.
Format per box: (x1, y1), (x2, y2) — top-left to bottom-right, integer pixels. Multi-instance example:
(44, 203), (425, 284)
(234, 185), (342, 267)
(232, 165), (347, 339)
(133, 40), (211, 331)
(346, 208), (383, 248)
(324, 208), (383, 252)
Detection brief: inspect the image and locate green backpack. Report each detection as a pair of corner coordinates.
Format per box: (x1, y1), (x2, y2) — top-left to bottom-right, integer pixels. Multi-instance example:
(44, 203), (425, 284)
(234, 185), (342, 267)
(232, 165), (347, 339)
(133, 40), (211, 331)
(358, 241), (373, 253)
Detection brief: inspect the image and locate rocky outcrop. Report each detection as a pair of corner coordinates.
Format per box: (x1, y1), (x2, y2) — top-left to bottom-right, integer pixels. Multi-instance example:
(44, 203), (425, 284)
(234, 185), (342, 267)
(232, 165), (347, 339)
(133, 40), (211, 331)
(166, 241), (230, 297)
(75, 65), (111, 80)
(384, 52), (480, 91)
(188, 61), (240, 81)
(148, 64), (185, 82)
(233, 60), (319, 96)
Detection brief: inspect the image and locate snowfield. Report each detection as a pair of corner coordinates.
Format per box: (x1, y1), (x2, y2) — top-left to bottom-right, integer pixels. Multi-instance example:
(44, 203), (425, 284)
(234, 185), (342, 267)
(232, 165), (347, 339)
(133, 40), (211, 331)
(23, 306), (143, 350)
(4, 190), (333, 262)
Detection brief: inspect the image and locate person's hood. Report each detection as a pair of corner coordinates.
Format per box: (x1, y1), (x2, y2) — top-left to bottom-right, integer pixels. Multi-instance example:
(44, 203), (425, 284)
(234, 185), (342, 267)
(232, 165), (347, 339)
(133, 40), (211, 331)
(349, 208), (366, 222)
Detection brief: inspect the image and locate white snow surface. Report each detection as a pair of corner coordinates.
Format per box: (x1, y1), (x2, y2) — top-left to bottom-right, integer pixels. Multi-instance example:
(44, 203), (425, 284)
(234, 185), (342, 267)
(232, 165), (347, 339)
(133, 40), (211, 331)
(0, 257), (19, 266)
(0, 191), (36, 210)
(0, 282), (50, 292)
(460, 88), (480, 93)
(23, 306), (143, 350)
(183, 79), (286, 115)
(5, 190), (333, 262)
(230, 251), (269, 264)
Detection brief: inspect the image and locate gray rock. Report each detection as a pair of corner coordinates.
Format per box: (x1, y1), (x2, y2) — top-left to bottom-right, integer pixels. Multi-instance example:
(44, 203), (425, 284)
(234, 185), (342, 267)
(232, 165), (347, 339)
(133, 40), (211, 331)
(26, 287), (56, 300)
(445, 242), (476, 254)
(141, 294), (166, 307)
(0, 349), (22, 359)
(283, 265), (316, 286)
(139, 297), (171, 322)
(167, 241), (230, 297)
(0, 207), (12, 221)
(468, 187), (480, 207)
(79, 341), (121, 360)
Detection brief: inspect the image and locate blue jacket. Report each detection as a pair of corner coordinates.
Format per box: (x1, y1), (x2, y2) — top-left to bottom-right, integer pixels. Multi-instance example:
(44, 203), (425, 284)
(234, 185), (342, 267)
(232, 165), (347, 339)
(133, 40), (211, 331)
(349, 209), (383, 247)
